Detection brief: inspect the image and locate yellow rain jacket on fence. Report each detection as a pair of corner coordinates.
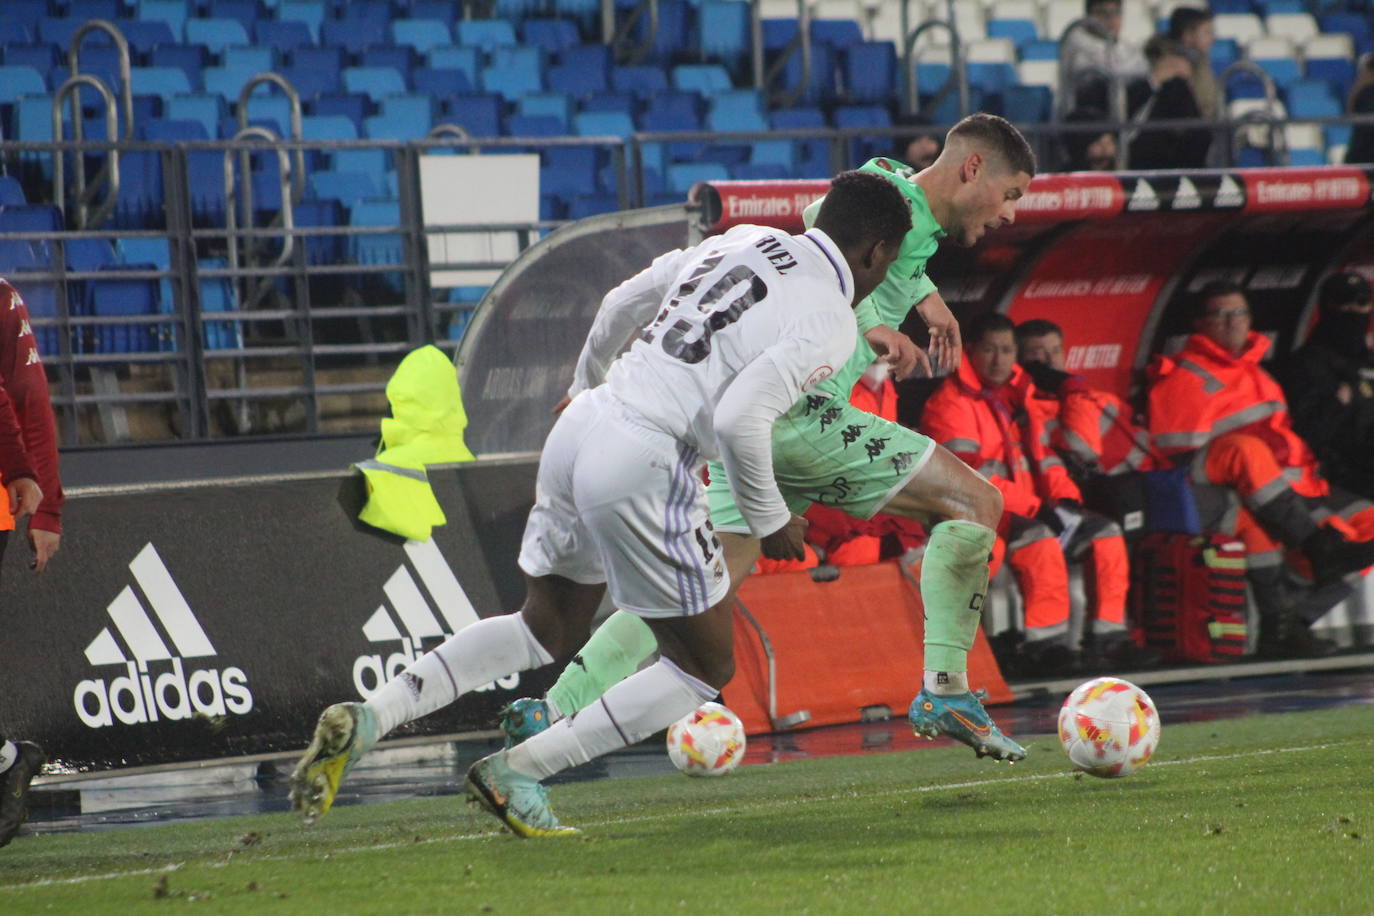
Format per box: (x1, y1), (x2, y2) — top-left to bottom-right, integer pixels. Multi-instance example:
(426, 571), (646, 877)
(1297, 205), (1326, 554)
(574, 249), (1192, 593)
(356, 345), (475, 541)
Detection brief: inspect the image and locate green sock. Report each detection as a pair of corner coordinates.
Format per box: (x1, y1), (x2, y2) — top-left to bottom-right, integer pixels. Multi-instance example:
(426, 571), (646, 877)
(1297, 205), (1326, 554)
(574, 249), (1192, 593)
(546, 610), (660, 719)
(921, 519), (996, 674)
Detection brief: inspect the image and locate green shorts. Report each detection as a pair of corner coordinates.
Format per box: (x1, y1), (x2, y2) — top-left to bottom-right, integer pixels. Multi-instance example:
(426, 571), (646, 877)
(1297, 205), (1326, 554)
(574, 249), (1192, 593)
(706, 393), (937, 534)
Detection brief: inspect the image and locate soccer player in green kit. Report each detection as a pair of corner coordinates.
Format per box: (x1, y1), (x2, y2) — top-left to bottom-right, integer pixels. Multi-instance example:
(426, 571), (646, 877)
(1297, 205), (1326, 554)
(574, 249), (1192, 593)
(516, 113), (1037, 761)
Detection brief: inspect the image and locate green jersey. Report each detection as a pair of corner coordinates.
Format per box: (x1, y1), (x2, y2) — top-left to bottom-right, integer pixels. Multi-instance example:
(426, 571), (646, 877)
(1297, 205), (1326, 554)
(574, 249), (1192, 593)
(798, 157), (946, 406)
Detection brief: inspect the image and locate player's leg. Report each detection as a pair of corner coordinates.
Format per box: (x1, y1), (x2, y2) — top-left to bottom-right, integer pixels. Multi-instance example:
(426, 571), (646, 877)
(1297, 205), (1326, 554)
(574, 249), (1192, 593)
(467, 418), (731, 837)
(0, 730), (46, 848)
(878, 446), (1027, 761)
(291, 392), (609, 824)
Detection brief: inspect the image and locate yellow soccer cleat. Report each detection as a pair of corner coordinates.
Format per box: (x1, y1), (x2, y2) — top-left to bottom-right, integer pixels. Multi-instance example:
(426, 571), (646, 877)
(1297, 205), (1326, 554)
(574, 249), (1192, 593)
(289, 702), (379, 825)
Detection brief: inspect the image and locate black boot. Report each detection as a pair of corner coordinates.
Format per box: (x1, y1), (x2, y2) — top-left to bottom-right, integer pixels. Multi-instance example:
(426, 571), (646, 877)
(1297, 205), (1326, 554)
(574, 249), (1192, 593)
(1256, 612), (1338, 659)
(1301, 526), (1374, 588)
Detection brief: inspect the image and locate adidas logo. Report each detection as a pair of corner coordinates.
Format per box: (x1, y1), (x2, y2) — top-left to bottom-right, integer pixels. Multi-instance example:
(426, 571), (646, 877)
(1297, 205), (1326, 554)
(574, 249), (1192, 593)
(352, 538), (519, 698)
(73, 543), (253, 729)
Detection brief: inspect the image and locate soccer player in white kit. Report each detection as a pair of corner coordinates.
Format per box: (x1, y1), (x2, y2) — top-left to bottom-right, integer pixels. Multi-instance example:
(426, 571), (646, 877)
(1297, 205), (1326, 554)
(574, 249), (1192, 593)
(289, 170), (912, 836)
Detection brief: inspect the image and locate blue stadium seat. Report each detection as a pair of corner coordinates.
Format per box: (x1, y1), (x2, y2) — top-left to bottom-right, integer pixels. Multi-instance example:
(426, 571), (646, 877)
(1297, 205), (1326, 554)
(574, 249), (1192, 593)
(579, 92), (635, 115)
(968, 61), (1017, 95)
(139, 118), (210, 142)
(88, 265), (160, 354)
(0, 176), (26, 206)
(456, 19), (518, 52)
(1286, 79), (1341, 117)
(548, 64), (607, 99)
(292, 46), (345, 78)
(1319, 13), (1373, 55)
(151, 45), (210, 90)
(671, 64), (733, 95)
(393, 20), (455, 56)
(166, 93), (227, 138)
(204, 66), (260, 101)
(1306, 57), (1355, 101)
(362, 45), (420, 78)
(256, 20), (315, 55)
(331, 148), (390, 181)
(321, 19), (381, 55)
(1252, 56), (1302, 90)
(279, 0), (327, 42)
(611, 65), (670, 99)
(184, 18), (252, 56)
(308, 169), (380, 206)
(0, 205), (62, 270)
(666, 162), (729, 193)
(412, 67), (475, 97)
(115, 237), (174, 328)
(244, 94), (295, 135)
(518, 91), (573, 129)
(365, 105), (434, 139)
(0, 23), (32, 48)
(301, 113), (360, 140)
(444, 94), (504, 136)
(1021, 39), (1059, 61)
(197, 257), (242, 350)
(139, 0), (191, 37)
(1004, 84), (1053, 122)
(291, 199), (345, 266)
(645, 90), (702, 122)
(699, 0), (751, 72)
(65, 238), (118, 274)
(38, 17), (91, 50)
(572, 110), (635, 139)
(349, 198), (405, 290)
(130, 67), (195, 101)
(845, 41), (896, 103)
(811, 19), (864, 51)
(508, 114), (565, 137)
(987, 19), (1038, 51)
(343, 66), (410, 101)
(329, 0), (390, 30)
(119, 20), (179, 57)
(427, 46), (482, 85)
(522, 18), (582, 55)
(222, 45), (277, 75)
(312, 92), (370, 130)
(208, 0), (263, 32)
(411, 0), (459, 23)
(280, 66), (340, 101)
(1211, 39), (1240, 76)
(482, 63), (545, 102)
(1, 46), (57, 81)
(1288, 148), (1325, 166)
(707, 89), (766, 132)
(0, 67), (48, 105)
(749, 139), (796, 171)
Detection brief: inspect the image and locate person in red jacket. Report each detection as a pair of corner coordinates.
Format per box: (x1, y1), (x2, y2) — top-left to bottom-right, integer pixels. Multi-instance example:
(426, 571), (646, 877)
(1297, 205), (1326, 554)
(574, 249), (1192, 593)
(921, 312), (1140, 675)
(1146, 280), (1374, 654)
(0, 277), (63, 848)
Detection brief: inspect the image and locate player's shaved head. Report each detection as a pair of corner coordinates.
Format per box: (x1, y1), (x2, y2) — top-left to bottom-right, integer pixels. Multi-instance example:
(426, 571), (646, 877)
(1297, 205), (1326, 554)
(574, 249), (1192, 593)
(941, 114), (1037, 178)
(813, 169), (912, 251)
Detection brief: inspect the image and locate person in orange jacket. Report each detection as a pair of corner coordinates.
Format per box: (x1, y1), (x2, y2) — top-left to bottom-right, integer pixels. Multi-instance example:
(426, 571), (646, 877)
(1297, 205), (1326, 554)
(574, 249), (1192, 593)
(1146, 279), (1374, 655)
(921, 312), (1142, 675)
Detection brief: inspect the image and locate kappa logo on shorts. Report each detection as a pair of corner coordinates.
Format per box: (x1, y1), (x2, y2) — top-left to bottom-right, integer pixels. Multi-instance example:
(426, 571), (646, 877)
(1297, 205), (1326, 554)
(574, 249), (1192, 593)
(969, 592), (985, 611)
(802, 394), (828, 415)
(865, 437), (890, 462)
(816, 476), (853, 505)
(352, 539), (519, 699)
(801, 365), (833, 392)
(818, 406), (842, 431)
(840, 424), (864, 447)
(891, 451), (916, 474)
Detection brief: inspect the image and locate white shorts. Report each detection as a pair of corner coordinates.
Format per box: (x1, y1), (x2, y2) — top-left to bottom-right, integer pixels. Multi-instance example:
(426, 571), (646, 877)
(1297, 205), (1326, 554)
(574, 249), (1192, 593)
(517, 386), (730, 618)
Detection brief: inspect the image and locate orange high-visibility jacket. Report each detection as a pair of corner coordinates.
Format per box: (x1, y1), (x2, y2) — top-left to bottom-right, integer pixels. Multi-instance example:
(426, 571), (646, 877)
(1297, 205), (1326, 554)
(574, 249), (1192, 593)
(1147, 331), (1326, 496)
(1056, 383), (1161, 475)
(921, 358), (1081, 518)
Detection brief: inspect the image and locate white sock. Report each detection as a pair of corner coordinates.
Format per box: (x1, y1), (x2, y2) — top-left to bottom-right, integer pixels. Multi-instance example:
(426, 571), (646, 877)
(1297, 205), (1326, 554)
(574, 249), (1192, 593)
(506, 658), (716, 780)
(544, 696), (565, 723)
(0, 740), (15, 774)
(366, 614), (554, 737)
(923, 670), (969, 695)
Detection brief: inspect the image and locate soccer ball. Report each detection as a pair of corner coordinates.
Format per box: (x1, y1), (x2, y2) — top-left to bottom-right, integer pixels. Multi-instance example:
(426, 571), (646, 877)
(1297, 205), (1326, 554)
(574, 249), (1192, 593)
(666, 702), (746, 777)
(1058, 677), (1160, 778)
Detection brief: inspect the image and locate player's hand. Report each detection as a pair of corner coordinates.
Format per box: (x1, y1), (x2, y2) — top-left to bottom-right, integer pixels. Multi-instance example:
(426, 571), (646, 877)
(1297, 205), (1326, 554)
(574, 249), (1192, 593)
(6, 477), (41, 520)
(28, 528), (59, 573)
(760, 513), (809, 562)
(864, 325), (929, 379)
(915, 292), (961, 373)
(552, 395), (572, 415)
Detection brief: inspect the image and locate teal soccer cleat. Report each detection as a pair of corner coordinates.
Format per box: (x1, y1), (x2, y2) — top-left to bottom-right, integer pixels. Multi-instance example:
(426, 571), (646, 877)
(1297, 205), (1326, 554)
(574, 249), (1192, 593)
(465, 751), (580, 838)
(289, 702), (380, 825)
(499, 697), (552, 749)
(908, 688), (1027, 763)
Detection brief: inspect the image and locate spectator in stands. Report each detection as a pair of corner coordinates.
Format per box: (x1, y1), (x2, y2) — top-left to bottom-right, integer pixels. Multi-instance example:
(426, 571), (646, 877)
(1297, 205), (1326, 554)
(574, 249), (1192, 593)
(921, 312), (1146, 676)
(1124, 36), (1211, 169)
(1281, 272), (1374, 501)
(1060, 0), (1148, 113)
(0, 277), (62, 849)
(1147, 280), (1374, 656)
(1166, 7), (1218, 120)
(1346, 53), (1374, 165)
(897, 131), (943, 171)
(1061, 108), (1119, 170)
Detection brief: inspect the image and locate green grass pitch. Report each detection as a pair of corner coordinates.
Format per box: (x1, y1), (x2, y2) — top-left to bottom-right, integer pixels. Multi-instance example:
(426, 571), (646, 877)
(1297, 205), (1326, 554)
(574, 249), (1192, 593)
(1, 705), (1370, 914)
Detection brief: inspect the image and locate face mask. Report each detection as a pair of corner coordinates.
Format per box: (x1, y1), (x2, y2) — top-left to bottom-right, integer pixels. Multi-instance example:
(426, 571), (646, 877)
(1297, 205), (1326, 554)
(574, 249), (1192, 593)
(1315, 310), (1373, 359)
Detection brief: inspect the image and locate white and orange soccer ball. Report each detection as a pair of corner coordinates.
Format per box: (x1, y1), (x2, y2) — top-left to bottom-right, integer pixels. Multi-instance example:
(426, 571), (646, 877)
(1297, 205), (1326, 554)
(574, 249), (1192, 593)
(666, 702), (746, 777)
(1058, 677), (1160, 778)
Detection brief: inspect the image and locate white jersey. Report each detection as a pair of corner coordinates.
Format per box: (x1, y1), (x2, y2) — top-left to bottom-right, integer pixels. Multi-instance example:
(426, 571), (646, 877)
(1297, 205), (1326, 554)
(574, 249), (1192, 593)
(569, 224), (857, 536)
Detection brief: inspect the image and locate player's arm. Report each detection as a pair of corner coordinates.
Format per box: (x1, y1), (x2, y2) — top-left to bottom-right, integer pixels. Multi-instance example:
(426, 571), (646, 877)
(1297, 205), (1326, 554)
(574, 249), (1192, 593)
(569, 245), (695, 397)
(0, 285), (62, 552)
(714, 321), (855, 557)
(0, 382), (41, 523)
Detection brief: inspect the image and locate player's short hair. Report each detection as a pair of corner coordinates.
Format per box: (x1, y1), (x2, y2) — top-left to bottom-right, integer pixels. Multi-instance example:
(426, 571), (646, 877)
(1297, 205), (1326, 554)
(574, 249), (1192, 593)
(966, 311), (1016, 344)
(1014, 318), (1064, 344)
(1085, 0), (1120, 17)
(1194, 279), (1246, 318)
(947, 113), (1037, 178)
(814, 169), (912, 251)
(1168, 6), (1212, 40)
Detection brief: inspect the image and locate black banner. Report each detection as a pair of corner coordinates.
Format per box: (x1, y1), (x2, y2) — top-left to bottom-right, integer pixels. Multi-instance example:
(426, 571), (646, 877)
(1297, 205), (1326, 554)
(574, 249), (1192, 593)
(0, 458), (553, 772)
